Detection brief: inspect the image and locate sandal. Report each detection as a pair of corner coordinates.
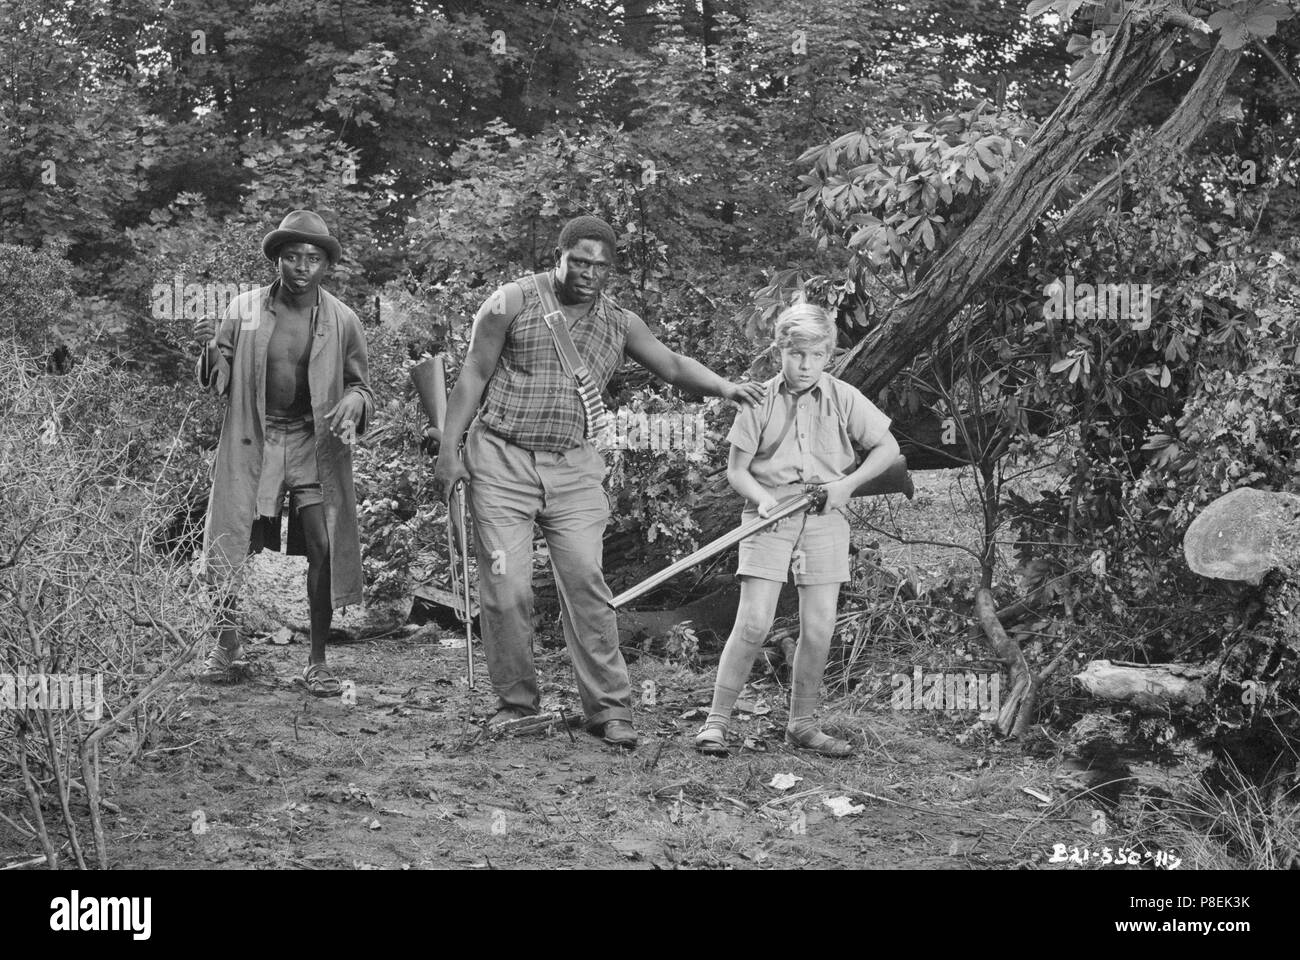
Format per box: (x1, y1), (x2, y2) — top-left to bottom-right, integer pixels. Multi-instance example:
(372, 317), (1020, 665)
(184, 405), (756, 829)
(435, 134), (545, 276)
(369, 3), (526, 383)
(299, 662), (343, 698)
(785, 726), (855, 757)
(694, 721), (730, 756)
(197, 643), (243, 683)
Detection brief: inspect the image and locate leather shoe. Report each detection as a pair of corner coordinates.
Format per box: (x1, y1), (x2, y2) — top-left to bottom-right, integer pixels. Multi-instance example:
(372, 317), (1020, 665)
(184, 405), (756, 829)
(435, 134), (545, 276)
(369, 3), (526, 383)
(486, 706), (536, 732)
(601, 719), (638, 749)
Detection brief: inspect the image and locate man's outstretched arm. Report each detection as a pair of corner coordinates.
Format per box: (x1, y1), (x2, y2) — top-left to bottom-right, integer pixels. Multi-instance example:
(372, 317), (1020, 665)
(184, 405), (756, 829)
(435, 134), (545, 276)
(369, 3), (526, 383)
(623, 313), (763, 406)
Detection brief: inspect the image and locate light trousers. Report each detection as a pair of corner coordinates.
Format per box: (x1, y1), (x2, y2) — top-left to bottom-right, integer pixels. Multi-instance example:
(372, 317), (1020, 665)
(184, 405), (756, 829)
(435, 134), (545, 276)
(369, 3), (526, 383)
(464, 420), (632, 728)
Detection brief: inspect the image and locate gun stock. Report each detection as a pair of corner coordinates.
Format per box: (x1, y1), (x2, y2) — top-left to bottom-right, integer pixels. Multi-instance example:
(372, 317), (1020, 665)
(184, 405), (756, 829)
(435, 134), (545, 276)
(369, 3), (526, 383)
(850, 455), (913, 500)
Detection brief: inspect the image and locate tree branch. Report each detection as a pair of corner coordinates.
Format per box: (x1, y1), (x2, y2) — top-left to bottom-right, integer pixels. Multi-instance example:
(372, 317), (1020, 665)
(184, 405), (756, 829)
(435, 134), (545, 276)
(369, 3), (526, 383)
(835, 9), (1180, 397)
(1053, 41), (1243, 240)
(1254, 37), (1300, 97)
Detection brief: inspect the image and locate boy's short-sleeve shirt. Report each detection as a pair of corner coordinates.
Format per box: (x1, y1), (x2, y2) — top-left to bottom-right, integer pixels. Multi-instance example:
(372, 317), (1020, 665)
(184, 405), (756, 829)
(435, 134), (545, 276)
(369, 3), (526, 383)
(726, 372), (892, 487)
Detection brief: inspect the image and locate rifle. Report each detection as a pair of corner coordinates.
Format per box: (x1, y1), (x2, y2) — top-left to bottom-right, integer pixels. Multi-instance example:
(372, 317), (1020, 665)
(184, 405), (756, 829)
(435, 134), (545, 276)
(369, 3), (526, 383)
(447, 478), (473, 686)
(609, 454), (913, 610)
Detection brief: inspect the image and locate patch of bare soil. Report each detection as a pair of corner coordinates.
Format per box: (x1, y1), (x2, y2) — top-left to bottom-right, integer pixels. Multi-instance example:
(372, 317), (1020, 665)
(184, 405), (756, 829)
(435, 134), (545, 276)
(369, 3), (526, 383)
(96, 633), (1164, 870)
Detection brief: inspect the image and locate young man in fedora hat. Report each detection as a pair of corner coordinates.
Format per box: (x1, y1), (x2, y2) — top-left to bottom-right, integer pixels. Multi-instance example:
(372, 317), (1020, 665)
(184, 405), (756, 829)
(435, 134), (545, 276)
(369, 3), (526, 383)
(432, 215), (763, 748)
(194, 209), (374, 697)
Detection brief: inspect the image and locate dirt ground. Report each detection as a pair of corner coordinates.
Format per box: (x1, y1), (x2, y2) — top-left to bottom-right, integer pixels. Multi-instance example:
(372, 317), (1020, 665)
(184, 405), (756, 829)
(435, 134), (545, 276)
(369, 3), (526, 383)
(62, 468), (1195, 870)
(99, 615), (1187, 870)
(99, 638), (1059, 870)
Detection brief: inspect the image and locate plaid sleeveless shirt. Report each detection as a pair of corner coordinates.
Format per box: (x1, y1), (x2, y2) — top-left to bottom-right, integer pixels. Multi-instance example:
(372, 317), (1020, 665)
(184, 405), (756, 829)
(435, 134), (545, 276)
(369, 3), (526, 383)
(479, 274), (632, 452)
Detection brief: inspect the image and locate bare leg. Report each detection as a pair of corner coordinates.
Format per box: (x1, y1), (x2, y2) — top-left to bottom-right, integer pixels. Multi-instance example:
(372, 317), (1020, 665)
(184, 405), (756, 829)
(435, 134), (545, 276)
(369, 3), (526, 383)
(297, 503), (332, 667)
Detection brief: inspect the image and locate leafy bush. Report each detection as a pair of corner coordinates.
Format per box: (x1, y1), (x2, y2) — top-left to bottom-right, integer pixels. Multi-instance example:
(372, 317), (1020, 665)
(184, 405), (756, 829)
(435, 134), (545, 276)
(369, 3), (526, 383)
(352, 309), (444, 604)
(0, 242), (76, 358)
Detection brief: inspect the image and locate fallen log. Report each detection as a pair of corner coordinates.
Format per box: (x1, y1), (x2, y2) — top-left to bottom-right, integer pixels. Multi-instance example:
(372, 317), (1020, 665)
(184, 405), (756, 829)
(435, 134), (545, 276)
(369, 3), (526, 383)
(1183, 487), (1300, 586)
(1073, 659), (1209, 714)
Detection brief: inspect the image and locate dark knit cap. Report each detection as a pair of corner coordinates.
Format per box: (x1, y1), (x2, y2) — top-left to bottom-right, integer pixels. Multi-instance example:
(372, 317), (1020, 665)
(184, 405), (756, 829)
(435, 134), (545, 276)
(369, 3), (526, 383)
(558, 216), (617, 256)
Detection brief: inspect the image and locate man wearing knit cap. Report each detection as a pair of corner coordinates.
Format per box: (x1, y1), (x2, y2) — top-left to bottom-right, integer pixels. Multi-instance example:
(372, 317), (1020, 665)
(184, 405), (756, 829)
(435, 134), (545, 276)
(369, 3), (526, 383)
(432, 215), (762, 748)
(193, 209), (375, 698)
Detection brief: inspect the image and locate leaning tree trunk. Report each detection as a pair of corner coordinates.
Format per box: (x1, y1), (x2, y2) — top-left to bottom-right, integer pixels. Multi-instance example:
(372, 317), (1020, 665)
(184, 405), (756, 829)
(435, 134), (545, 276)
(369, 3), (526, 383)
(900, 39), (1243, 460)
(835, 6), (1188, 399)
(1052, 42), (1243, 240)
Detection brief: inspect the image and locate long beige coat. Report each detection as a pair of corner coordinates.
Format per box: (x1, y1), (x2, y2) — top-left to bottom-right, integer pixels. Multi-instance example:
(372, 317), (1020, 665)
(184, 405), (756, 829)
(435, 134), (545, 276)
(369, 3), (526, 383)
(197, 280), (374, 607)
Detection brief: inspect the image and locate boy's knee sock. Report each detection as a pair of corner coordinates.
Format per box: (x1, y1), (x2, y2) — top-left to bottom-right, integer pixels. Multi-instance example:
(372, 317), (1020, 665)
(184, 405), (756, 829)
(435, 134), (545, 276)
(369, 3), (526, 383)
(787, 635), (832, 735)
(788, 694), (821, 737)
(705, 684), (742, 730)
(707, 623), (767, 727)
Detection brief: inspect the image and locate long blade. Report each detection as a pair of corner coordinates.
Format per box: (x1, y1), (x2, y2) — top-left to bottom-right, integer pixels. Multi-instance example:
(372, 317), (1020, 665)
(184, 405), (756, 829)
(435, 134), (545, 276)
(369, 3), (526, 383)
(609, 491), (815, 609)
(410, 353), (447, 445)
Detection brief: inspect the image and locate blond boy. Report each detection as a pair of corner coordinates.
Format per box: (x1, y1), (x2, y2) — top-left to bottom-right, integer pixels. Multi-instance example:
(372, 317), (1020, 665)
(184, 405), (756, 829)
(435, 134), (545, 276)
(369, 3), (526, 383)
(695, 304), (900, 755)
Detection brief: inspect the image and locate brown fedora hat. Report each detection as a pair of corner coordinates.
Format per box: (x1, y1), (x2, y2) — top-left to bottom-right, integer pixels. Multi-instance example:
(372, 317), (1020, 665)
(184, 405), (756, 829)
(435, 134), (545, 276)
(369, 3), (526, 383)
(262, 210), (343, 264)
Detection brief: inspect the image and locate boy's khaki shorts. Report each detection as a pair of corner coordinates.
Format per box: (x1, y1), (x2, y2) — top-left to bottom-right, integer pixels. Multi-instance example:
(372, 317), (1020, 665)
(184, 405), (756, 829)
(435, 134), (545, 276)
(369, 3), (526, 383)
(736, 502), (851, 585)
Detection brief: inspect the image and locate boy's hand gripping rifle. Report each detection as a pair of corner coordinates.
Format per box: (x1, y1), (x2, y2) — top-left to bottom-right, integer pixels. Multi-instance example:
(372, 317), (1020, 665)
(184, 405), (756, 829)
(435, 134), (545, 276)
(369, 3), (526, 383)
(410, 354), (474, 685)
(609, 455), (913, 610)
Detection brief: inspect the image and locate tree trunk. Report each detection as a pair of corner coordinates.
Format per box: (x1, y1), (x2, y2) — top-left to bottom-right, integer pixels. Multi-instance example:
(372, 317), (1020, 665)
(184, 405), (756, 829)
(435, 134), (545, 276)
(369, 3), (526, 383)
(834, 10), (1185, 399)
(1052, 42), (1242, 239)
(621, 0), (656, 53)
(878, 38), (1242, 464)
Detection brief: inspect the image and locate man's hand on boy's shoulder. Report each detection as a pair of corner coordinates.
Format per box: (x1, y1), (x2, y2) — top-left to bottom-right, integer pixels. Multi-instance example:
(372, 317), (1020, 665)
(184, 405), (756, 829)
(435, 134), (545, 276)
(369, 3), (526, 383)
(725, 379), (764, 407)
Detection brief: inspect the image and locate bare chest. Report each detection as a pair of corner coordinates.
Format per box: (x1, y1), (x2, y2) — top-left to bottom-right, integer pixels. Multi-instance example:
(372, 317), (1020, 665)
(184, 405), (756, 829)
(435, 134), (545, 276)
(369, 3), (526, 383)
(268, 308), (313, 365)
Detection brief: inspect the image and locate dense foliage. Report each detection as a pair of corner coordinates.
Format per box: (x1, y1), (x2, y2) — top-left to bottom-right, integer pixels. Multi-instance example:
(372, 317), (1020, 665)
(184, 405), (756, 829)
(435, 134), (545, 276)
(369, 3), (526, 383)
(4, 1), (1300, 757)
